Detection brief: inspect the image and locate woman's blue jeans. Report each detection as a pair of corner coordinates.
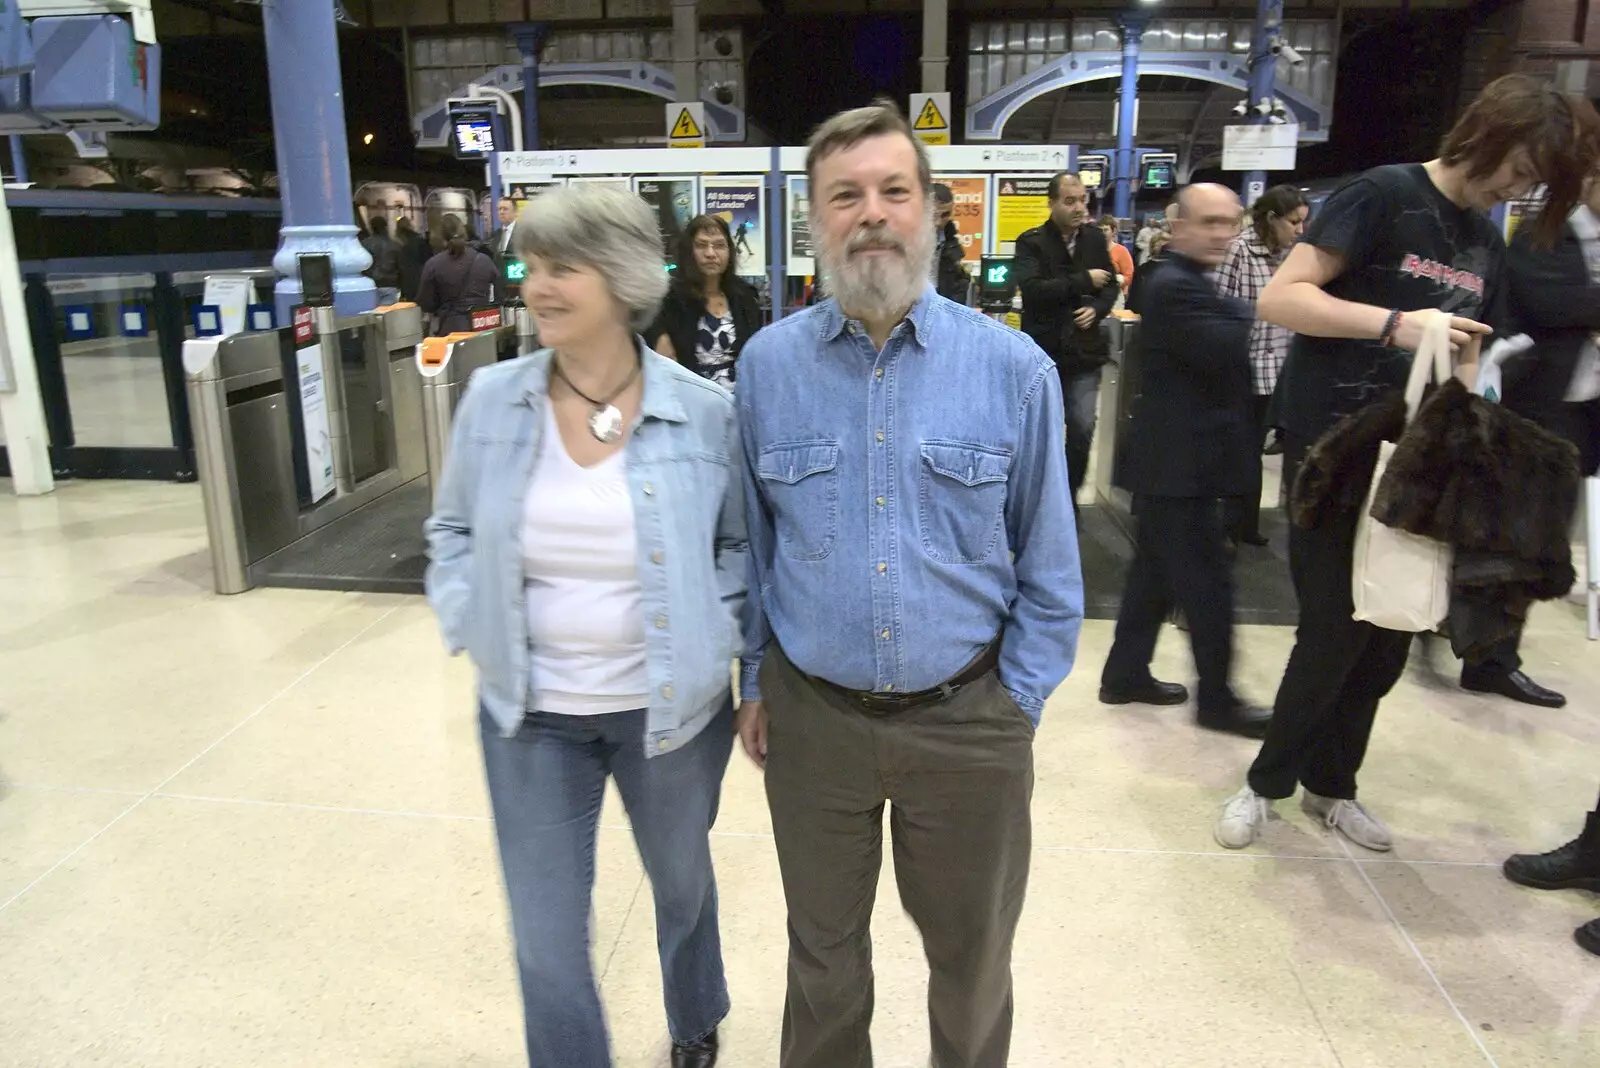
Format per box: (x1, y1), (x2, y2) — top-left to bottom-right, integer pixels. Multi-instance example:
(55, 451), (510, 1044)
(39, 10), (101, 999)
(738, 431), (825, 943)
(480, 704), (733, 1067)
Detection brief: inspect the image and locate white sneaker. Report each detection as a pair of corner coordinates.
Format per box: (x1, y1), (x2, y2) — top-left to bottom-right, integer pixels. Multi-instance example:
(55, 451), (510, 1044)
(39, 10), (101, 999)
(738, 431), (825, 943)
(1215, 786), (1272, 849)
(1302, 791), (1393, 852)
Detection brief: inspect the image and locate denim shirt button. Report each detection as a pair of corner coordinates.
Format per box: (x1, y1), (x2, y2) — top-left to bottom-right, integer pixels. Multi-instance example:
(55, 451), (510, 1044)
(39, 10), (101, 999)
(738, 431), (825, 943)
(651, 550), (665, 565)
(657, 738), (671, 751)
(661, 684), (674, 700)
(655, 615), (668, 629)
(643, 482), (655, 496)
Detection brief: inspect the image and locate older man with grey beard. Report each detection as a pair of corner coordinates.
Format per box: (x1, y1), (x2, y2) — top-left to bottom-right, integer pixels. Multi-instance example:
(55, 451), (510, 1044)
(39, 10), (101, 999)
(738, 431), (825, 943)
(732, 99), (1084, 1068)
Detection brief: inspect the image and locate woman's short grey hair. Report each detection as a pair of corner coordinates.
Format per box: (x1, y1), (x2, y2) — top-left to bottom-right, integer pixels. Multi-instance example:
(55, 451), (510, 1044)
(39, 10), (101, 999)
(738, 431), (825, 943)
(512, 184), (669, 333)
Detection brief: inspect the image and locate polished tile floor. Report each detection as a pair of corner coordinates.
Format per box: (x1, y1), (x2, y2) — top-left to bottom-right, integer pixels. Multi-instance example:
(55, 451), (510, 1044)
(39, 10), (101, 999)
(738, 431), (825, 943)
(1, 479), (1596, 1068)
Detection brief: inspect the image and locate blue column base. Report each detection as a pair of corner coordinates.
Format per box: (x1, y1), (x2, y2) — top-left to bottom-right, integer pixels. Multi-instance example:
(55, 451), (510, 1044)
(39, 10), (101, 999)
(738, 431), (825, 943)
(272, 223), (375, 321)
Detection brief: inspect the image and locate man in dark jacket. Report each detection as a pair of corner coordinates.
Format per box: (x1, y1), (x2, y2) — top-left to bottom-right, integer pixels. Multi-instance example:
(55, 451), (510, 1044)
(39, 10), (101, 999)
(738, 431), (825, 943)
(1099, 183), (1270, 738)
(360, 216), (403, 306)
(931, 183), (971, 304)
(1014, 172), (1118, 500)
(395, 216), (429, 302)
(1458, 191), (1600, 708)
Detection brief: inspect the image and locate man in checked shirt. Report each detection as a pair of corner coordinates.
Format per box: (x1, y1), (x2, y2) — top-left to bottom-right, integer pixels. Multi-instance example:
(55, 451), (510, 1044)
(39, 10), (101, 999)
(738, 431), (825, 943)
(1214, 185), (1309, 546)
(732, 100), (1083, 1068)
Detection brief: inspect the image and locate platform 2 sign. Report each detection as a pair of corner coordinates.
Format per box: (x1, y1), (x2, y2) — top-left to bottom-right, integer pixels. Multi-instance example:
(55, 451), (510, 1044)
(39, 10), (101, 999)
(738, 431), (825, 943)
(291, 306), (335, 504)
(911, 93), (951, 147)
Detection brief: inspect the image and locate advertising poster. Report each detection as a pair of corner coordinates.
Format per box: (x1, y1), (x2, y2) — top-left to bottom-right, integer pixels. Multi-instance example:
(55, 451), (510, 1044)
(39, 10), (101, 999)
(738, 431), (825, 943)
(993, 175), (1052, 255)
(634, 177), (699, 255)
(702, 176), (766, 278)
(786, 175), (813, 277)
(936, 174), (989, 266)
(292, 308), (335, 504)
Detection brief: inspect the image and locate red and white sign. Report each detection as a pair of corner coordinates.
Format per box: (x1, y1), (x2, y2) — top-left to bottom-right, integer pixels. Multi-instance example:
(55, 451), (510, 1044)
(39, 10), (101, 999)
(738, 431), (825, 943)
(293, 306), (315, 345)
(470, 307), (503, 332)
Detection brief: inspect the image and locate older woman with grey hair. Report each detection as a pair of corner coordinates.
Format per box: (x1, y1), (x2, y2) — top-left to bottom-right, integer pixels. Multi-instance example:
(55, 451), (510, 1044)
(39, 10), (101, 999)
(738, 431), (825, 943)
(423, 183), (745, 1068)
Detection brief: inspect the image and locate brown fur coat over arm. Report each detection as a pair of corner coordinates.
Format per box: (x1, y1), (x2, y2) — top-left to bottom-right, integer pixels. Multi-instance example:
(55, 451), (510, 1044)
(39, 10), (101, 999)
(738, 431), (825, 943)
(1290, 378), (1580, 657)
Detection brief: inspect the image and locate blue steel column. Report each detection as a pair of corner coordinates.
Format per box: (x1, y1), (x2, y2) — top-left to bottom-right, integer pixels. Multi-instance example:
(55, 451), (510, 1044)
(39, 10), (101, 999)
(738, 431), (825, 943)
(511, 23), (548, 151)
(8, 136), (27, 183)
(1243, 0), (1284, 203)
(263, 0), (373, 319)
(1113, 14), (1146, 220)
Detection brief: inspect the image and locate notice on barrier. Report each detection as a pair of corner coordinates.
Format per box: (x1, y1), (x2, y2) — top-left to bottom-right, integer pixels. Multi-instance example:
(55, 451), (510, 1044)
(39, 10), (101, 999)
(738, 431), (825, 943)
(936, 174), (988, 266)
(786, 175), (813, 277)
(703, 177), (766, 281)
(202, 275), (257, 338)
(993, 175), (1052, 255)
(292, 307), (335, 504)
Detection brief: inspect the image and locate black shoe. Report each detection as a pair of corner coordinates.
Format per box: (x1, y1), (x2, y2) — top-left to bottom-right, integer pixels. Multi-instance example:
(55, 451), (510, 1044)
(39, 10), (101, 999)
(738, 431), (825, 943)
(1460, 669), (1567, 708)
(1503, 813), (1600, 891)
(1196, 703), (1272, 740)
(1234, 532), (1270, 547)
(1576, 917), (1600, 958)
(672, 1029), (719, 1068)
(1100, 679), (1190, 706)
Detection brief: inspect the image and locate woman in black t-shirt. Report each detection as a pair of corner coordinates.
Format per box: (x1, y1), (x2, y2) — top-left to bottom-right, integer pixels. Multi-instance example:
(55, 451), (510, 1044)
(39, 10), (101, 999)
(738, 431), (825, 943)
(1215, 75), (1600, 854)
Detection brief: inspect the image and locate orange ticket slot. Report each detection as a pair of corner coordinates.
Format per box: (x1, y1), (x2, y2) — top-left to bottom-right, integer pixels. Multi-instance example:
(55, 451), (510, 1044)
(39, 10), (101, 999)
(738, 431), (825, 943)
(419, 337), (452, 368)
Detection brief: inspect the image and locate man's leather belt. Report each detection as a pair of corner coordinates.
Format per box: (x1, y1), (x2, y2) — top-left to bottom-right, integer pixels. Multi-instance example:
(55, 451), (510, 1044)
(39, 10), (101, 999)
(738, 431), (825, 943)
(814, 642), (1001, 715)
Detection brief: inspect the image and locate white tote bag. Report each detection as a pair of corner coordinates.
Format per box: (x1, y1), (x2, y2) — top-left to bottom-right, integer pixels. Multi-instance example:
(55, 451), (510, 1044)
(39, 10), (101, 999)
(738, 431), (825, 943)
(1350, 313), (1455, 631)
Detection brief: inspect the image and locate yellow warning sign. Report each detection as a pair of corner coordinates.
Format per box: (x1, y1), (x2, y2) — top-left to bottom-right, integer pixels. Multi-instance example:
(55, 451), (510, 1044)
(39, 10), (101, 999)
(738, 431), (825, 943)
(671, 108), (702, 140)
(909, 93), (951, 146)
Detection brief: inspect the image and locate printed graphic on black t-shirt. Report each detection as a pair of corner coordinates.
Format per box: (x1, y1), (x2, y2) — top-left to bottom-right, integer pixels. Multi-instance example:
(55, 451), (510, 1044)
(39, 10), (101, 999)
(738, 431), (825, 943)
(1278, 163), (1506, 441)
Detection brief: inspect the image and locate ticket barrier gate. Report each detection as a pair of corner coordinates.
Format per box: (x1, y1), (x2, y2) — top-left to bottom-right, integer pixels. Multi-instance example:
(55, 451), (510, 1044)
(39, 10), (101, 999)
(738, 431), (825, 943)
(1090, 314), (1138, 537)
(417, 330), (503, 501)
(186, 299), (513, 595)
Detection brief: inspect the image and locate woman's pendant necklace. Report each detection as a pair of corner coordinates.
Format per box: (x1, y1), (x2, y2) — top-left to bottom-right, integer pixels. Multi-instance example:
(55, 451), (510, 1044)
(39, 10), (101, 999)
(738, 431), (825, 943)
(553, 355), (642, 443)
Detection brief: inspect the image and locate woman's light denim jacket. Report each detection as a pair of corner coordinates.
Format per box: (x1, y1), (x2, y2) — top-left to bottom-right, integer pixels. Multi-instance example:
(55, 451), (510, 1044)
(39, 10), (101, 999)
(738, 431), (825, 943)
(423, 344), (747, 755)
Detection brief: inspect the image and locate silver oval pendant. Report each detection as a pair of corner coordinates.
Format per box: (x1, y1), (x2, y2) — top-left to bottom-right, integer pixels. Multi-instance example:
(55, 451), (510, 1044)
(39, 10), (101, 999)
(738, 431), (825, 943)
(588, 404), (625, 443)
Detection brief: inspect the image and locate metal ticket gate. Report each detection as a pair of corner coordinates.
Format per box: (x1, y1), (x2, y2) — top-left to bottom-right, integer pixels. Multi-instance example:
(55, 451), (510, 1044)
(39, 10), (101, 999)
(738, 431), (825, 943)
(186, 299), (510, 595)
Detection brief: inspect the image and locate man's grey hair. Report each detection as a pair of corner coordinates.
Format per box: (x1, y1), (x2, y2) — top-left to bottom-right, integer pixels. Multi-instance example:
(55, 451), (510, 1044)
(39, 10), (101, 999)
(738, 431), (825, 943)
(806, 99), (932, 193)
(512, 184), (669, 333)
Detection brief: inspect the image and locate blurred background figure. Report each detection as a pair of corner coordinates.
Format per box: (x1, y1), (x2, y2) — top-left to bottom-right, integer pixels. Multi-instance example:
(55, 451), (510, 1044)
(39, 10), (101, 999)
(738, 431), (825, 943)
(931, 182), (972, 303)
(417, 215), (496, 335)
(1214, 184), (1309, 547)
(360, 216), (403, 307)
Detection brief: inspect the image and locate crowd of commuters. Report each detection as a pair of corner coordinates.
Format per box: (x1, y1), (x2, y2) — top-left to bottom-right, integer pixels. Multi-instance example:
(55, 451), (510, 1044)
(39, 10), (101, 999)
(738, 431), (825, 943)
(424, 77), (1600, 1068)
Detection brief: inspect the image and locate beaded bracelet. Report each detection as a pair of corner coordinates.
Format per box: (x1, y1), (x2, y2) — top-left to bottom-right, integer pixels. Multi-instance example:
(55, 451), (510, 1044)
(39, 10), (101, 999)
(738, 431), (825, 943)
(1379, 309), (1403, 347)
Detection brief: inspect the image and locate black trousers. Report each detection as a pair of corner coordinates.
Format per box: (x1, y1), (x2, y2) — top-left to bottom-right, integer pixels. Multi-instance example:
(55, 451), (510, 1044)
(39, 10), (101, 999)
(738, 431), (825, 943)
(1464, 397), (1600, 678)
(1102, 494), (1236, 714)
(1247, 438), (1412, 800)
(1225, 394), (1273, 541)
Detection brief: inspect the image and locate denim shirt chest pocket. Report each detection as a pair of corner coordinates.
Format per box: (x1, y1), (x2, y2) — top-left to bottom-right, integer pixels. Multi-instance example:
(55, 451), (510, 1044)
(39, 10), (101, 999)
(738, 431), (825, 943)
(917, 440), (1012, 564)
(757, 440), (840, 561)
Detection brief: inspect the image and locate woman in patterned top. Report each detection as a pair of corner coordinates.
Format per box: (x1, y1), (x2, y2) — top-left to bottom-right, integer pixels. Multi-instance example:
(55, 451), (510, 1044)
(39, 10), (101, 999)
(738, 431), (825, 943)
(652, 214), (763, 388)
(1215, 184), (1309, 546)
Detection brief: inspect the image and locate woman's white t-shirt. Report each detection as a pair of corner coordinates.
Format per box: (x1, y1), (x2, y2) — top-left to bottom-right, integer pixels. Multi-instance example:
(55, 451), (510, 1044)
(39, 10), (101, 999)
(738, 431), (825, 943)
(520, 404), (650, 716)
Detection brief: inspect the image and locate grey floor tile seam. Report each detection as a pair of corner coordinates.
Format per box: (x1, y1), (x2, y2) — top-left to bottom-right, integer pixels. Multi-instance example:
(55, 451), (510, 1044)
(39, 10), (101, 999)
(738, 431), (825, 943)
(0, 781), (148, 798)
(0, 604), (404, 916)
(1336, 835), (1504, 1068)
(597, 873), (647, 985)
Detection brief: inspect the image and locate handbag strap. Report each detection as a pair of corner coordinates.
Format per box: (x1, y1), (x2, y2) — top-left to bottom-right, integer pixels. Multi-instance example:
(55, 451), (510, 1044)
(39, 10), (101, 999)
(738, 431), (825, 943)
(1400, 312), (1454, 423)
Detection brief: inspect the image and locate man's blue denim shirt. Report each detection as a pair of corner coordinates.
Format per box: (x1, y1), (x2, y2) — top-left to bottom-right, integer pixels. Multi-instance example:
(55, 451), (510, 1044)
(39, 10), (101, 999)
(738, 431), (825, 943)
(736, 288), (1084, 723)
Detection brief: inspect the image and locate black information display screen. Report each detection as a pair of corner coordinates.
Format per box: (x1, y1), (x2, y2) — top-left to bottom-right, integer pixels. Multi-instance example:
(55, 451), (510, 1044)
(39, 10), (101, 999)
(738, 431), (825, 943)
(1140, 154), (1177, 190)
(298, 254), (334, 306)
(448, 101), (498, 159)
